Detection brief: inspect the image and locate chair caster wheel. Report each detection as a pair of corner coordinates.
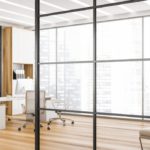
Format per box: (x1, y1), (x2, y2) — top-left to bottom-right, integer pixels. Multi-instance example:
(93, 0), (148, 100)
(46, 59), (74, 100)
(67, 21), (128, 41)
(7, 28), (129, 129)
(48, 121), (51, 126)
(71, 121), (74, 125)
(47, 127), (50, 130)
(18, 128), (21, 131)
(63, 120), (66, 126)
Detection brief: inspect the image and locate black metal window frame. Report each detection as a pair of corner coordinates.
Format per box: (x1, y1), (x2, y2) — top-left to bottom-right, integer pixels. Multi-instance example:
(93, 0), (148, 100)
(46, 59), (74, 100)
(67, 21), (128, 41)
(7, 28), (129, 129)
(35, 0), (148, 150)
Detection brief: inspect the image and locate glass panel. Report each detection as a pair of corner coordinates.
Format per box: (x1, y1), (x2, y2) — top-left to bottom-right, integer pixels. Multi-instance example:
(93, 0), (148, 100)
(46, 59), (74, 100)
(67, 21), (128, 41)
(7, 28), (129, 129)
(57, 63), (93, 111)
(97, 62), (142, 115)
(40, 10), (93, 29)
(144, 61), (150, 116)
(40, 7), (93, 150)
(40, 0), (93, 15)
(40, 64), (56, 98)
(40, 10), (93, 62)
(97, 18), (142, 60)
(97, 0), (125, 5)
(57, 24), (93, 61)
(40, 115), (93, 150)
(144, 17), (150, 58)
(40, 63), (93, 111)
(40, 29), (56, 62)
(97, 5), (128, 17)
(40, 64), (93, 150)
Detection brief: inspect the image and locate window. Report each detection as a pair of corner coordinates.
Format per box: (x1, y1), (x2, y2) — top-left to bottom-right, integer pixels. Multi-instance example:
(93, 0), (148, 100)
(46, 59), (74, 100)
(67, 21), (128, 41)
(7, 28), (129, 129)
(57, 63), (93, 111)
(40, 17), (149, 116)
(144, 17), (150, 116)
(97, 62), (142, 115)
(40, 29), (56, 62)
(40, 64), (56, 98)
(97, 18), (142, 60)
(144, 62), (150, 116)
(144, 17), (150, 58)
(57, 24), (93, 62)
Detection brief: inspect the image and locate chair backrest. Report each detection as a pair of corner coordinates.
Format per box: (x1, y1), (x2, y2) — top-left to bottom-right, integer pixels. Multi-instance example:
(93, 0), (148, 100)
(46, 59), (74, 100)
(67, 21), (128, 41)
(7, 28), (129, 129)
(26, 90), (45, 114)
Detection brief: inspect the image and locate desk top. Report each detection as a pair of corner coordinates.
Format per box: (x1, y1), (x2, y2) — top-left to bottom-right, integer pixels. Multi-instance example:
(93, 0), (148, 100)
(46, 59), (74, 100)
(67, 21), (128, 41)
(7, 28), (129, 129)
(0, 97), (12, 102)
(0, 96), (25, 102)
(0, 96), (55, 102)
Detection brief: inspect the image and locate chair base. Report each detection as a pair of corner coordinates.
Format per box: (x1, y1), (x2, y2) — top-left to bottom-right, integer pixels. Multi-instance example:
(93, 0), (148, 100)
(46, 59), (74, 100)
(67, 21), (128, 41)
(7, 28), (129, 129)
(18, 122), (45, 131)
(48, 111), (74, 126)
(139, 137), (143, 150)
(48, 118), (74, 126)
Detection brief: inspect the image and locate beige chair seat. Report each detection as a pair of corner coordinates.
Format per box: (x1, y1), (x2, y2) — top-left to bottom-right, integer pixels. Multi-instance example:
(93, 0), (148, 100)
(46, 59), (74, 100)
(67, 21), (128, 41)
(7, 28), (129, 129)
(140, 128), (150, 139)
(139, 128), (150, 150)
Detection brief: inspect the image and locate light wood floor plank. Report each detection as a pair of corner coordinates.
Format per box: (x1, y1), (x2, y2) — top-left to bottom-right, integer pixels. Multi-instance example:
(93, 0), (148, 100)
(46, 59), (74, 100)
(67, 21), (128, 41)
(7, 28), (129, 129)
(0, 116), (150, 150)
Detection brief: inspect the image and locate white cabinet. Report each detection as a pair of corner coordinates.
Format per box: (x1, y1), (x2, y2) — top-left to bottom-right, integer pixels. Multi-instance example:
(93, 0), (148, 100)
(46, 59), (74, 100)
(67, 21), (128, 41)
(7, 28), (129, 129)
(0, 105), (6, 129)
(12, 28), (34, 64)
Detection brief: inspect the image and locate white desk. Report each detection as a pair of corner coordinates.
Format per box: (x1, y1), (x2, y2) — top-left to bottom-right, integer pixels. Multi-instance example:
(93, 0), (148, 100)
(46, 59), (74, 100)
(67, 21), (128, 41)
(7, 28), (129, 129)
(0, 96), (25, 115)
(0, 97), (12, 103)
(0, 96), (25, 130)
(0, 97), (11, 130)
(0, 105), (6, 129)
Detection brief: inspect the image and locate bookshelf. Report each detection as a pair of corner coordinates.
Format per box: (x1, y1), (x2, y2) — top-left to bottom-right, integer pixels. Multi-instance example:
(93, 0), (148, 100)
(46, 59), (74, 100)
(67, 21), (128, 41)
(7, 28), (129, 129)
(2, 27), (34, 115)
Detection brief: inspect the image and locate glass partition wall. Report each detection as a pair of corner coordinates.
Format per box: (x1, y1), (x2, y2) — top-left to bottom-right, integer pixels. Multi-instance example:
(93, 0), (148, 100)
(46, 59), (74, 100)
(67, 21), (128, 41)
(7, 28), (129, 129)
(35, 0), (149, 150)
(97, 18), (143, 115)
(39, 16), (150, 116)
(40, 24), (94, 112)
(96, 16), (150, 117)
(38, 1), (94, 150)
(40, 14), (94, 149)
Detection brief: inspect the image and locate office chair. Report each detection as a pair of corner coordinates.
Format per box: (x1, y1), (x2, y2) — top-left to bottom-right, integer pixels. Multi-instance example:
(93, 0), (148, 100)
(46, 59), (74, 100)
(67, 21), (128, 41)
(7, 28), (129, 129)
(18, 90), (50, 131)
(139, 127), (150, 150)
(47, 98), (74, 127)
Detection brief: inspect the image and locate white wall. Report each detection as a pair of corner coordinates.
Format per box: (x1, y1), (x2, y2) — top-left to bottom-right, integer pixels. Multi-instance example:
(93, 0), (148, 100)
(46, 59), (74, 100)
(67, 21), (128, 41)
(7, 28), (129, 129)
(12, 27), (34, 64)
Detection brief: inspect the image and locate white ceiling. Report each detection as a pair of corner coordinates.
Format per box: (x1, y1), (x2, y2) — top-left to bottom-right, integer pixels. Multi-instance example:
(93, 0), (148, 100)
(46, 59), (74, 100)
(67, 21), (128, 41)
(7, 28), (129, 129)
(0, 0), (149, 29)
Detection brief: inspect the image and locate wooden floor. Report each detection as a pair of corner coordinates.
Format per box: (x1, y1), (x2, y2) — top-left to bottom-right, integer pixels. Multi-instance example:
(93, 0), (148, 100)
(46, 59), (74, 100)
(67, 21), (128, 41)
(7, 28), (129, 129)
(0, 115), (150, 150)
